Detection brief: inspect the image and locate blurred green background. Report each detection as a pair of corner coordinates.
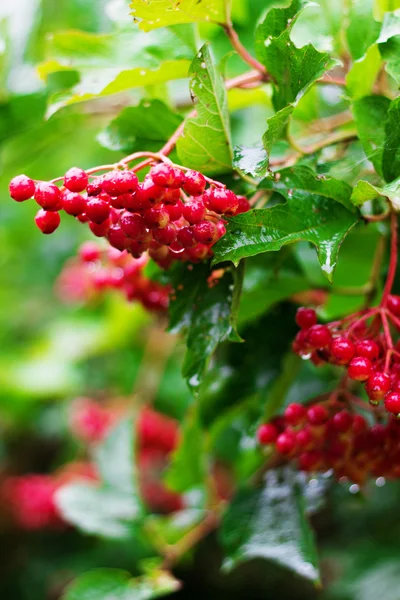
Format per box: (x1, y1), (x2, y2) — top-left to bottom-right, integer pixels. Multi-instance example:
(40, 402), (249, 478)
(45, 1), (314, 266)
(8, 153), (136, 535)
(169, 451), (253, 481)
(2, 0), (400, 599)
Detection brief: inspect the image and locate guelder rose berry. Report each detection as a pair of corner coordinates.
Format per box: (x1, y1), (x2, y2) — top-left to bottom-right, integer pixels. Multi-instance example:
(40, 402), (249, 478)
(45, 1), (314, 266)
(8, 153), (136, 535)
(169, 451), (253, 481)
(9, 174), (35, 201)
(295, 307), (317, 330)
(34, 182), (62, 211)
(64, 167), (88, 192)
(35, 209), (61, 234)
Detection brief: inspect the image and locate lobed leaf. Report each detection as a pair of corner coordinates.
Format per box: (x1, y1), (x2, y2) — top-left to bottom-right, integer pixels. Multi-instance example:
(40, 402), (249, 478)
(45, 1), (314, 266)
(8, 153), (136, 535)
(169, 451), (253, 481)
(176, 45), (233, 175)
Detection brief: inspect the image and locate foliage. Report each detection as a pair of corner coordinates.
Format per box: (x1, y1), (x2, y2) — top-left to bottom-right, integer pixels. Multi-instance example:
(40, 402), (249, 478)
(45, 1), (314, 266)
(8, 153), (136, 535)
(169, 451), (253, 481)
(2, 0), (400, 599)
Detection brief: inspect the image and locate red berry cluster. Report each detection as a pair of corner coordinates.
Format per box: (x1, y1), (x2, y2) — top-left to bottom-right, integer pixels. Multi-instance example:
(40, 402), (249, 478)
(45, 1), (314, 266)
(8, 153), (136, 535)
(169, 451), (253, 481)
(258, 401), (400, 484)
(0, 462), (97, 530)
(9, 163), (250, 269)
(293, 302), (400, 416)
(57, 241), (170, 313)
(69, 397), (122, 444)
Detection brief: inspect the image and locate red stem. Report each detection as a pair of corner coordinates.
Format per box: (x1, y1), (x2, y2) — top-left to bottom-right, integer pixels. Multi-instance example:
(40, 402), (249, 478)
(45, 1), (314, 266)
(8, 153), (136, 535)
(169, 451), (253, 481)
(223, 24), (267, 75)
(382, 211), (398, 307)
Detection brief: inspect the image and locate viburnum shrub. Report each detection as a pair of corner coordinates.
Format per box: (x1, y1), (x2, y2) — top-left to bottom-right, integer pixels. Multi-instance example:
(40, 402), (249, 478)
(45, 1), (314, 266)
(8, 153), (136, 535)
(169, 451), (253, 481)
(7, 0), (400, 596)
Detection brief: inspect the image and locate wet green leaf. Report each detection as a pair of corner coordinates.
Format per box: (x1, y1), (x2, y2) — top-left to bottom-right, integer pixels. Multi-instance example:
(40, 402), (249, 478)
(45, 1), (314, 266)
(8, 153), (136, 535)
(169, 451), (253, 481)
(383, 96), (400, 182)
(346, 0), (380, 60)
(233, 145), (269, 178)
(346, 45), (382, 99)
(177, 45), (233, 175)
(220, 468), (320, 583)
(353, 95), (391, 178)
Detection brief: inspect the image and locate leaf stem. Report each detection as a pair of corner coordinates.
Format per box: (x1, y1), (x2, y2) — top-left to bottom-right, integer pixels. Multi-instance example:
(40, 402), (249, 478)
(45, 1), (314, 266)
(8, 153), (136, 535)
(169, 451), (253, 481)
(222, 23), (267, 75)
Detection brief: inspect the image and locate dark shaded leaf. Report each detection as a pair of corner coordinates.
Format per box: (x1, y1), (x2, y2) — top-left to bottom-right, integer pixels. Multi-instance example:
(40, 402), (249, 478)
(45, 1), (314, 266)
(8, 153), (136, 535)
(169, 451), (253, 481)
(220, 468), (320, 583)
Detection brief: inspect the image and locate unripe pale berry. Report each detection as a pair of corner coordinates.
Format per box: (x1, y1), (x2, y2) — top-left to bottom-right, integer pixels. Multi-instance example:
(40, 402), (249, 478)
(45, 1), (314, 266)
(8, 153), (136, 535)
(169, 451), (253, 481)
(64, 167), (88, 192)
(9, 174), (35, 201)
(35, 209), (61, 234)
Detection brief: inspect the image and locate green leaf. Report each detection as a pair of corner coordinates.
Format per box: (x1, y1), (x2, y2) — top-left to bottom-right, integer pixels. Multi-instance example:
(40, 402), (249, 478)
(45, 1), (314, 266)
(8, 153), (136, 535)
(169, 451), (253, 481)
(94, 418), (138, 495)
(377, 10), (400, 83)
(55, 484), (141, 539)
(346, 45), (382, 100)
(374, 0), (400, 20)
(220, 468), (320, 583)
(55, 418), (143, 538)
(238, 258), (310, 326)
(383, 97), (400, 182)
(213, 192), (359, 282)
(176, 45), (232, 175)
(352, 95), (391, 178)
(346, 0), (380, 60)
(39, 27), (195, 114)
(259, 165), (355, 212)
(63, 568), (181, 600)
(263, 105), (294, 155)
(164, 409), (207, 494)
(168, 263), (239, 391)
(130, 0), (228, 31)
(351, 177), (400, 209)
(256, 1), (335, 111)
(233, 145), (269, 178)
(98, 99), (182, 153)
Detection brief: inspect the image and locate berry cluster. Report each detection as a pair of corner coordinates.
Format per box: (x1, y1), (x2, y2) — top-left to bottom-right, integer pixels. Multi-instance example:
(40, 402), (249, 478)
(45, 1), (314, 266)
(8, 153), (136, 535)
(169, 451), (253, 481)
(1, 462), (97, 530)
(258, 401), (400, 484)
(293, 301), (400, 416)
(9, 163), (250, 269)
(57, 241), (170, 313)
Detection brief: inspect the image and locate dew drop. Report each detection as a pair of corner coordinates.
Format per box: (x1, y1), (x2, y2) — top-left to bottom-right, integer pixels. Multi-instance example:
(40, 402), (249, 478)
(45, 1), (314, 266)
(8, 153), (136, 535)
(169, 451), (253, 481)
(376, 476), (386, 487)
(349, 483), (360, 494)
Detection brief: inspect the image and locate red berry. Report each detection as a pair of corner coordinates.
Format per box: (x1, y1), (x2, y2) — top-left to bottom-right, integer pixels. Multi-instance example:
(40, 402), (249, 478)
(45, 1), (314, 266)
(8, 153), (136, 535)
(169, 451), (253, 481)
(85, 197), (110, 224)
(34, 182), (62, 211)
(385, 392), (400, 415)
(257, 423), (278, 445)
(166, 201), (183, 222)
(332, 410), (353, 433)
(120, 212), (146, 239)
(186, 243), (209, 262)
(275, 431), (296, 454)
(89, 219), (110, 237)
(365, 372), (391, 402)
(352, 414), (367, 434)
(348, 356), (372, 381)
(150, 163), (184, 188)
(102, 170), (138, 195)
(9, 174), (35, 201)
(87, 177), (103, 196)
(79, 242), (101, 262)
(232, 196), (251, 215)
(143, 206), (170, 229)
(182, 170), (206, 196)
(35, 209), (61, 234)
(307, 404), (329, 425)
(64, 167), (88, 192)
(296, 427), (314, 449)
(295, 307), (317, 330)
(204, 187), (239, 215)
(152, 224), (177, 246)
(298, 451), (321, 471)
(387, 295), (400, 317)
(355, 339), (380, 361)
(177, 226), (196, 248)
(107, 224), (127, 251)
(182, 199), (206, 224)
(162, 189), (180, 205)
(307, 324), (331, 349)
(62, 192), (86, 216)
(192, 220), (218, 244)
(330, 336), (355, 364)
(284, 403), (306, 426)
(138, 178), (165, 206)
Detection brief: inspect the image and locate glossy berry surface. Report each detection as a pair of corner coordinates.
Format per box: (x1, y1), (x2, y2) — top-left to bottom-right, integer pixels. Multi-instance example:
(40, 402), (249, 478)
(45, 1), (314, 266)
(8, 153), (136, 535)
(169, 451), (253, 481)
(34, 182), (62, 211)
(257, 423), (278, 445)
(295, 307), (317, 329)
(9, 174), (35, 201)
(307, 324), (331, 349)
(348, 356), (373, 381)
(330, 336), (355, 364)
(35, 209), (61, 234)
(64, 167), (88, 192)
